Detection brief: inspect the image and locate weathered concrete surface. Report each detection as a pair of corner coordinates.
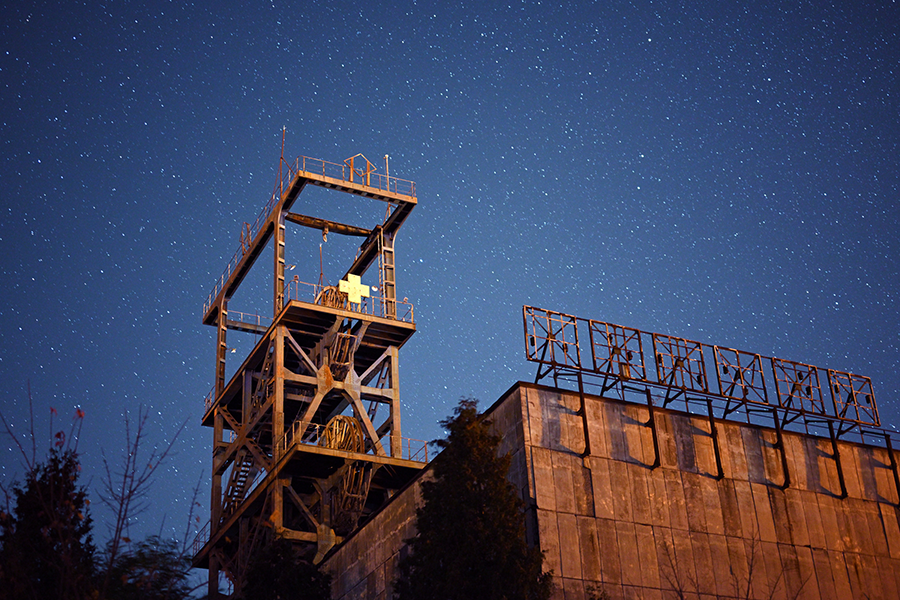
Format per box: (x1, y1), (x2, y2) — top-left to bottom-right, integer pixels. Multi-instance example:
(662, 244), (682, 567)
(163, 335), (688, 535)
(322, 382), (900, 599)
(522, 383), (900, 600)
(322, 468), (430, 600)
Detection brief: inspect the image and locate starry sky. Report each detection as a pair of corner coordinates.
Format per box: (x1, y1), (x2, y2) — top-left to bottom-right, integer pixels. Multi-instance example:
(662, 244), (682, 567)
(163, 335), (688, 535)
(2, 0), (899, 550)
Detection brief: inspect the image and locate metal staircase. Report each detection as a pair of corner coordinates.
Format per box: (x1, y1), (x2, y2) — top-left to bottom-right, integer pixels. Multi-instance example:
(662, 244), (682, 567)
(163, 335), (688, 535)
(221, 449), (259, 519)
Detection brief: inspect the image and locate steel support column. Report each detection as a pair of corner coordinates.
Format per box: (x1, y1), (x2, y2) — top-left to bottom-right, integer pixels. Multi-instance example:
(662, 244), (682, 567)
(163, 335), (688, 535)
(211, 409), (224, 525)
(208, 552), (219, 600)
(274, 209), (286, 315)
(274, 325), (285, 459)
(389, 345), (401, 457)
(215, 299), (228, 395)
(379, 230), (396, 319)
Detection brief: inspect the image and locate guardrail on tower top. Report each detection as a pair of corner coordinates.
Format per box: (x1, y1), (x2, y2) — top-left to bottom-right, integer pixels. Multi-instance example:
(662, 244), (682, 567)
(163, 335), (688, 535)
(523, 305), (888, 444)
(203, 153), (416, 317)
(203, 187), (279, 317)
(289, 155), (416, 198)
(284, 278), (415, 323)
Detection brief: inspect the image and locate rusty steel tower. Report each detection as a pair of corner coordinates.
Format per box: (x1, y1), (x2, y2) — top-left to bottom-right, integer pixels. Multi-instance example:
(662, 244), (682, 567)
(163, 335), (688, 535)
(192, 150), (427, 597)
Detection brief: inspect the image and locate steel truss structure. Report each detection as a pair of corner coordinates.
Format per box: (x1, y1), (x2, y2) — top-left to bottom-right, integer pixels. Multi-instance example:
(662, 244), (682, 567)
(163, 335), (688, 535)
(193, 152), (426, 598)
(523, 306), (900, 500)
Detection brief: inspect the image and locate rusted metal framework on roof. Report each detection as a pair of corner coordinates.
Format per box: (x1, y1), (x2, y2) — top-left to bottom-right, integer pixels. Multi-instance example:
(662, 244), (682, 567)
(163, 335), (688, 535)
(523, 305), (900, 502)
(193, 151), (426, 598)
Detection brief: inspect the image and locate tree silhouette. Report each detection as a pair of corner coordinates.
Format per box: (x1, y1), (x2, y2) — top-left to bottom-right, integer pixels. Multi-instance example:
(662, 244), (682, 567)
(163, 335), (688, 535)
(0, 396), (198, 600)
(103, 535), (194, 600)
(0, 448), (96, 600)
(242, 535), (332, 600)
(395, 398), (551, 600)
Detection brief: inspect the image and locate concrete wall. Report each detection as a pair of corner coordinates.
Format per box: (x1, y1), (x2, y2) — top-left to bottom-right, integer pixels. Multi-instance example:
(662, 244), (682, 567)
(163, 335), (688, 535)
(523, 384), (900, 599)
(322, 467), (430, 600)
(323, 382), (900, 599)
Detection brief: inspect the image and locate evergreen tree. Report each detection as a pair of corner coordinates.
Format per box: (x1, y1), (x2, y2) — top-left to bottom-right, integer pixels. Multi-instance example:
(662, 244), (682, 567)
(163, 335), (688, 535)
(242, 535), (332, 600)
(0, 448), (96, 600)
(395, 398), (552, 600)
(0, 403), (197, 600)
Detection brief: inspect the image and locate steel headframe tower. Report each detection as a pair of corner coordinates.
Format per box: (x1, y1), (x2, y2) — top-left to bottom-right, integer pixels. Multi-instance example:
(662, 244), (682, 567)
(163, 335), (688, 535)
(192, 152), (426, 598)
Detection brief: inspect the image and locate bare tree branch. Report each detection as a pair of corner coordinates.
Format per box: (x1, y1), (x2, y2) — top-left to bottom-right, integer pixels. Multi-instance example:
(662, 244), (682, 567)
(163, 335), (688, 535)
(97, 406), (187, 600)
(180, 472), (205, 557)
(0, 386), (85, 473)
(28, 381), (36, 466)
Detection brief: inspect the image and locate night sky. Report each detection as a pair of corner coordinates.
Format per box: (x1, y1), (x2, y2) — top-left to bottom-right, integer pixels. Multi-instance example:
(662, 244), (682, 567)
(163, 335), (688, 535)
(3, 0), (899, 552)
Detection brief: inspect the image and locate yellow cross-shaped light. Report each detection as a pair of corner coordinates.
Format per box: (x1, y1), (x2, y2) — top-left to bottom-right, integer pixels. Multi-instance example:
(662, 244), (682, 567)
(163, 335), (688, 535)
(339, 274), (370, 305)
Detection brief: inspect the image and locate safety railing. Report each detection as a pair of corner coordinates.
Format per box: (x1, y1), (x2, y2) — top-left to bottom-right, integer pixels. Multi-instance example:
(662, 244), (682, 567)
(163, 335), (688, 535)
(291, 155), (416, 198)
(203, 384), (216, 412)
(203, 153), (415, 317)
(203, 192), (280, 317)
(403, 437), (430, 462)
(284, 278), (415, 323)
(276, 419), (428, 463)
(191, 520), (211, 557)
(225, 309), (272, 332)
